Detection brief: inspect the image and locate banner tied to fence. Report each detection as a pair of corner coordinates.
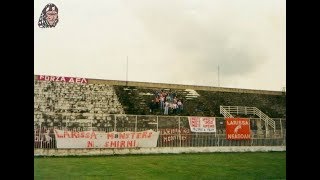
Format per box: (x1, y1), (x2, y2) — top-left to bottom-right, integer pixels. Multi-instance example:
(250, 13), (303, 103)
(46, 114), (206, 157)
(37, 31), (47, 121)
(54, 129), (160, 148)
(225, 118), (251, 140)
(188, 116), (216, 132)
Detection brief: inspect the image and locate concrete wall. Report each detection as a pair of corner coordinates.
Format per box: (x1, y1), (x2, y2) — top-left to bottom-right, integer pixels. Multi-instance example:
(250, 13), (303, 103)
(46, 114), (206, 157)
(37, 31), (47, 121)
(34, 146), (286, 156)
(34, 75), (283, 95)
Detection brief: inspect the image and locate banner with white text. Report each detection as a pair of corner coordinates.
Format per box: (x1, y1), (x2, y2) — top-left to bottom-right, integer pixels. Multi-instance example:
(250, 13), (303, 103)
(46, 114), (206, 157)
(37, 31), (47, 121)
(225, 118), (251, 140)
(54, 129), (160, 148)
(38, 75), (88, 84)
(159, 128), (192, 144)
(188, 117), (216, 132)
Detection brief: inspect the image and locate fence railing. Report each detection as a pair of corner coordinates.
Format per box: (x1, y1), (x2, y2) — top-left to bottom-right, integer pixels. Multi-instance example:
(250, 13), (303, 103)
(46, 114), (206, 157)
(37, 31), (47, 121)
(220, 106), (276, 131)
(34, 114), (286, 149)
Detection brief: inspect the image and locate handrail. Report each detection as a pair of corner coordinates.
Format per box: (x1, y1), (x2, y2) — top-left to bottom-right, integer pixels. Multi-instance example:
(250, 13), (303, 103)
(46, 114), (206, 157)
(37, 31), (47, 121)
(220, 106), (234, 118)
(220, 106), (275, 131)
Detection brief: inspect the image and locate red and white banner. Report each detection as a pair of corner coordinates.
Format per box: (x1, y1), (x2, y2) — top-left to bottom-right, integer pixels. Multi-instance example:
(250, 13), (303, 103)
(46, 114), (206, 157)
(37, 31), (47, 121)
(54, 129), (160, 148)
(160, 128), (192, 143)
(188, 117), (216, 132)
(225, 118), (251, 140)
(37, 75), (88, 84)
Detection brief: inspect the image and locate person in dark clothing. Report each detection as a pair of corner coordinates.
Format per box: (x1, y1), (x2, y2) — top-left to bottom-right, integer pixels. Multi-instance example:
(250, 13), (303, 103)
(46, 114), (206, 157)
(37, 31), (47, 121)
(149, 100), (155, 113)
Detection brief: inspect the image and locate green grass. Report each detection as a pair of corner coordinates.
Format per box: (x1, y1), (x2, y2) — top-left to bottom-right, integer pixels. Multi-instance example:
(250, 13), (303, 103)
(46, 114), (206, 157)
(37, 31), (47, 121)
(34, 152), (286, 180)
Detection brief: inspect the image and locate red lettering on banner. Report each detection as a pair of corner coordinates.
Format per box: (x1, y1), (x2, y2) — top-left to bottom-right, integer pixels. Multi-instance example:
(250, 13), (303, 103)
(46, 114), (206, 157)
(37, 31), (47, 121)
(120, 133), (126, 139)
(136, 132), (142, 139)
(104, 140), (137, 148)
(127, 141), (133, 147)
(191, 118), (200, 127)
(107, 133), (114, 139)
(203, 117), (214, 128)
(87, 141), (94, 148)
(120, 141), (126, 148)
(106, 131), (154, 140)
(85, 132), (90, 138)
(54, 130), (98, 139)
(130, 133), (135, 139)
(80, 131), (85, 138)
(203, 123), (214, 128)
(54, 130), (158, 148)
(110, 141), (117, 147)
(72, 131), (79, 138)
(104, 142), (109, 147)
(55, 129), (64, 138)
(188, 117), (216, 132)
(141, 132), (148, 138)
(126, 133), (130, 139)
(90, 131), (97, 139)
(64, 131), (70, 138)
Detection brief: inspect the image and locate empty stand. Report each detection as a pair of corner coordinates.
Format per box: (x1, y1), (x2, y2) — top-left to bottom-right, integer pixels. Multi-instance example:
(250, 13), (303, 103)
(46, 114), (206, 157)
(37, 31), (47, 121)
(34, 80), (125, 128)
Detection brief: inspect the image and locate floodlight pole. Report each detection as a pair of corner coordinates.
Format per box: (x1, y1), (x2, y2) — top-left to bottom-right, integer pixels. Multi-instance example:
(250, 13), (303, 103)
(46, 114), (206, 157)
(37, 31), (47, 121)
(126, 56), (128, 86)
(218, 65), (220, 87)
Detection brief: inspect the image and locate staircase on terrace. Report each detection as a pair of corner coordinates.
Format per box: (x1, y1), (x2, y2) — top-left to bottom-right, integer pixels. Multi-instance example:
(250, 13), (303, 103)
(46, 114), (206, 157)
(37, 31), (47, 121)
(220, 106), (276, 131)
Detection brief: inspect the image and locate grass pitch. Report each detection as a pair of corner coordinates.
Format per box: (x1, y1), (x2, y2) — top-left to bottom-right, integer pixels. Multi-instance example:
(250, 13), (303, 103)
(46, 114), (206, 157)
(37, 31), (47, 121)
(34, 152), (286, 180)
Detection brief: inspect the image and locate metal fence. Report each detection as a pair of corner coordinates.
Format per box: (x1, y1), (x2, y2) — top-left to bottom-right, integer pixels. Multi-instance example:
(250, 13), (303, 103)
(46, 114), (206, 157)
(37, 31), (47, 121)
(34, 115), (286, 149)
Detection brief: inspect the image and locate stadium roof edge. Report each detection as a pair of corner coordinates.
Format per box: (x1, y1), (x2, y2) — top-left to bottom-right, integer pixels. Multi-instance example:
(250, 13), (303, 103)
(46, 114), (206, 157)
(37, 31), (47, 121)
(34, 74), (284, 95)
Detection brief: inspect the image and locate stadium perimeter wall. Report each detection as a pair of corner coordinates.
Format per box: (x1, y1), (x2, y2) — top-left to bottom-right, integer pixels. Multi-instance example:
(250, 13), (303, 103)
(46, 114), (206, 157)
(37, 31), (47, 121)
(34, 146), (285, 156)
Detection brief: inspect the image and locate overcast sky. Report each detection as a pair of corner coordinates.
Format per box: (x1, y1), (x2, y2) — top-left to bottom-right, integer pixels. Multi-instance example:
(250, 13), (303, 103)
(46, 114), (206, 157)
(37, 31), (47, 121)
(34, 0), (286, 91)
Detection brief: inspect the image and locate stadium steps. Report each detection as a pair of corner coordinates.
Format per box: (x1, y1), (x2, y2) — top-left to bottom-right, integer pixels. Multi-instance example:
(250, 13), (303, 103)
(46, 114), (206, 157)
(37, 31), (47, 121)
(113, 85), (286, 118)
(220, 106), (276, 131)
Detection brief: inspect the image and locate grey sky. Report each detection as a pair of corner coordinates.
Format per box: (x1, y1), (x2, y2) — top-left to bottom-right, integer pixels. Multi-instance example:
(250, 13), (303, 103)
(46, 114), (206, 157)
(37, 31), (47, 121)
(34, 0), (286, 91)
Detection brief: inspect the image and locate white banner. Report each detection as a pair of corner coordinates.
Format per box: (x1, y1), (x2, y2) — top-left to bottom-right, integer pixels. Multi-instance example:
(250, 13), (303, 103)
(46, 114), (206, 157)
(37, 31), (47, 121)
(188, 117), (216, 132)
(54, 129), (160, 148)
